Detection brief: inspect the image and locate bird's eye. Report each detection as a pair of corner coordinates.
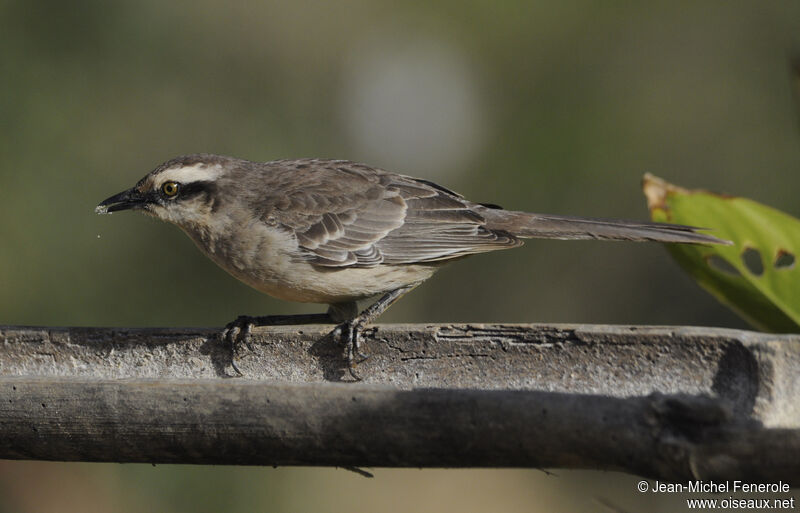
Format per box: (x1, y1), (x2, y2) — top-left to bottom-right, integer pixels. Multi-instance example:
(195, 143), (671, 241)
(161, 181), (180, 198)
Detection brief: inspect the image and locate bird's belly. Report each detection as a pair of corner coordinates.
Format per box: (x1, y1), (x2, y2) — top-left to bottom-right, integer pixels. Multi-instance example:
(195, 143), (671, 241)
(186, 223), (437, 304)
(243, 262), (437, 304)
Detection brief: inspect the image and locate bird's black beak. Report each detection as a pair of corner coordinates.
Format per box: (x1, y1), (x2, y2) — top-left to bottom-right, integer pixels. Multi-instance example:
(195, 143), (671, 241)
(95, 188), (147, 214)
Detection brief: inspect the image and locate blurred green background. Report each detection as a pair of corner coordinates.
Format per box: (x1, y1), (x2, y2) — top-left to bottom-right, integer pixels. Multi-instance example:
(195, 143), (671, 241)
(1, 0), (799, 511)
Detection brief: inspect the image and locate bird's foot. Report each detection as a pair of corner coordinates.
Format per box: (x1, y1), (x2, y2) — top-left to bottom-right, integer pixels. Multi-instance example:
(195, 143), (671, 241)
(332, 319), (369, 381)
(222, 315), (255, 376)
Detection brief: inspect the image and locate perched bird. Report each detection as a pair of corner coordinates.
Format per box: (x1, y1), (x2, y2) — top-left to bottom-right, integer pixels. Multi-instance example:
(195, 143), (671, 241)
(97, 154), (728, 378)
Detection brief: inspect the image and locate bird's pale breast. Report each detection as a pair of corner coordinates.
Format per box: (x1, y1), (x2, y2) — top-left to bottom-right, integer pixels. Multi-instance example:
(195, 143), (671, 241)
(181, 214), (437, 304)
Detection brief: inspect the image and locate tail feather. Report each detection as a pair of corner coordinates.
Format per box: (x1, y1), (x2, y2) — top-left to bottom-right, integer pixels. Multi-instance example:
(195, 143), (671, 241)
(483, 210), (730, 245)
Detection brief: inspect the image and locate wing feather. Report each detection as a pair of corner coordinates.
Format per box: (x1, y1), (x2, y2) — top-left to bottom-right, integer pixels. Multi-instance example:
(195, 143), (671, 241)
(263, 160), (520, 267)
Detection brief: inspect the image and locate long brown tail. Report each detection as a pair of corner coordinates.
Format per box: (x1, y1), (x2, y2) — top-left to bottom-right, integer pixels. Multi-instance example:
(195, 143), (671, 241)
(483, 210), (730, 245)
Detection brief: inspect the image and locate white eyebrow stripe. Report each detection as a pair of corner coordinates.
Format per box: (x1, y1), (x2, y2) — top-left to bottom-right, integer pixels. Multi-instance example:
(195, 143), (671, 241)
(159, 164), (223, 185)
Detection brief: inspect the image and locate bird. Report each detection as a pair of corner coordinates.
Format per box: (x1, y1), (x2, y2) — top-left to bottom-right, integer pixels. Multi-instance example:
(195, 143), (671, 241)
(96, 154), (729, 378)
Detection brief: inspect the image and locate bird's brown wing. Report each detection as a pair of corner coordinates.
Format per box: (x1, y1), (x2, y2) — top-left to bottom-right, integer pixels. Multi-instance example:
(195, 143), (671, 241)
(262, 160), (520, 268)
(373, 177), (521, 264)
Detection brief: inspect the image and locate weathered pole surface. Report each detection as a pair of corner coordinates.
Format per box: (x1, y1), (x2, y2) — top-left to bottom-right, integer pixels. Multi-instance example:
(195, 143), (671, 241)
(1, 324), (798, 480)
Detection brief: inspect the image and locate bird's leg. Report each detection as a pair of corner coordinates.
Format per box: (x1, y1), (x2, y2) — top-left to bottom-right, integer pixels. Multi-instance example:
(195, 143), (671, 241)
(223, 313), (334, 375)
(332, 284), (418, 380)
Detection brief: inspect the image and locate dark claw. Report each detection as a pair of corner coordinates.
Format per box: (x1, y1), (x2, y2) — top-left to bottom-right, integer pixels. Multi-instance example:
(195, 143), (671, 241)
(333, 320), (366, 381)
(222, 315), (254, 376)
(347, 365), (362, 381)
(352, 325), (369, 362)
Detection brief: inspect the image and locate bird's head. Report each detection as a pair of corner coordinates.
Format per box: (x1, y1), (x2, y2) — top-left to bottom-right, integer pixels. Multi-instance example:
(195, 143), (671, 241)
(96, 154), (239, 227)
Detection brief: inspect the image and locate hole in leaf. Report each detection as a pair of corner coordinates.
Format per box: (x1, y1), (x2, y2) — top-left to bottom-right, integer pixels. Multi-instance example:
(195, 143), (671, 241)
(706, 255), (740, 276)
(775, 250), (795, 270)
(741, 248), (764, 276)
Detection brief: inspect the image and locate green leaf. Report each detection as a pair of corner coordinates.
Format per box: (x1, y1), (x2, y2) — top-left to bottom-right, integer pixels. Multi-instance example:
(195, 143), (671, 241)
(643, 173), (800, 332)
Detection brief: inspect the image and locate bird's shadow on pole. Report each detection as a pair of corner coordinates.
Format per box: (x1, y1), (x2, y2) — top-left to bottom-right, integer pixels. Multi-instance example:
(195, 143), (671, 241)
(197, 327), (353, 382)
(307, 330), (353, 382)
